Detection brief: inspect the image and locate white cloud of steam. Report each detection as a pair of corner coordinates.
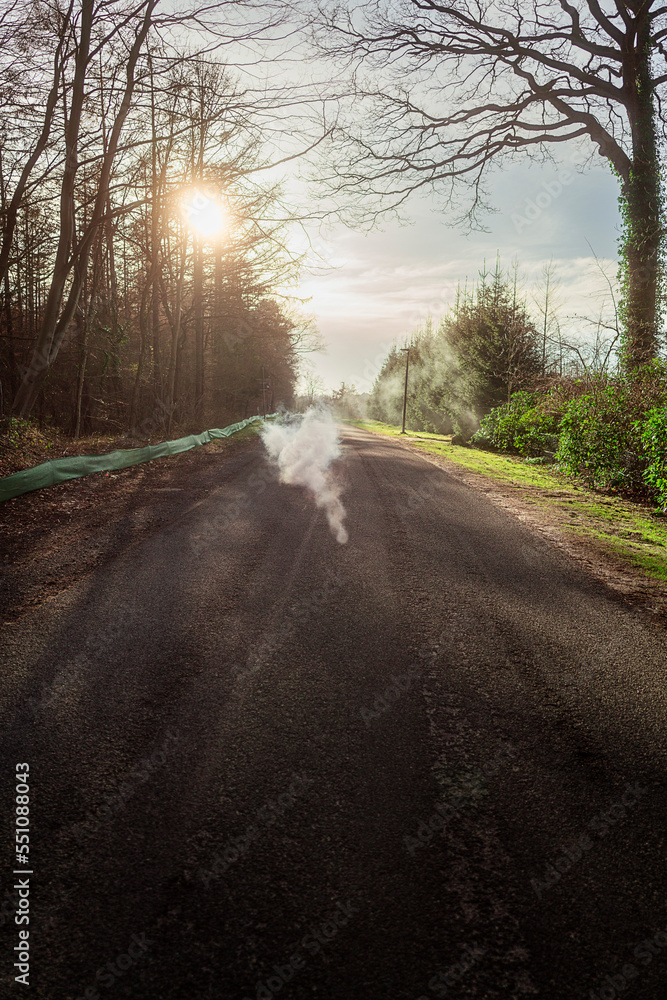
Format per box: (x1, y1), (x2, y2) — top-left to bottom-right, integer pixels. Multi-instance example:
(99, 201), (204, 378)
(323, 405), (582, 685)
(261, 407), (348, 544)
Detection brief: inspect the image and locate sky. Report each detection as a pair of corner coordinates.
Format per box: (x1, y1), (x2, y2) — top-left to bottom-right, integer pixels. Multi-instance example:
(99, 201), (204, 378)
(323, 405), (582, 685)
(291, 153), (622, 394)
(219, 9), (626, 397)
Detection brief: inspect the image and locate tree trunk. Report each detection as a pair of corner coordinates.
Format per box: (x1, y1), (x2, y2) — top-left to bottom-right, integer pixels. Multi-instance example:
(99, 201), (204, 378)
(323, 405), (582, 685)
(130, 278), (150, 433)
(11, 0), (94, 417)
(621, 11), (662, 368)
(0, 29), (65, 292)
(193, 233), (204, 426)
(150, 57), (162, 406)
(73, 309), (89, 439)
(3, 272), (17, 404)
(159, 236), (186, 435)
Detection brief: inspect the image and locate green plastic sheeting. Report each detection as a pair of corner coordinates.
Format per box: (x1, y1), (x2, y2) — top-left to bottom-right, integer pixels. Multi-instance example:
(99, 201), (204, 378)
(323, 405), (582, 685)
(0, 414), (272, 503)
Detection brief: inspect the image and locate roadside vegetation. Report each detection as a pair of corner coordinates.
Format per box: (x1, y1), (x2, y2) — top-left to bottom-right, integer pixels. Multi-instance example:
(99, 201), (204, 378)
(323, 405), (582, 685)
(472, 366), (667, 510)
(366, 257), (667, 513)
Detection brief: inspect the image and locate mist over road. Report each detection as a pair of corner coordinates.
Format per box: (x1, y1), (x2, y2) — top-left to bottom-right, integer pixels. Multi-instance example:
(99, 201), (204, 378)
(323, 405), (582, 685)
(1, 425), (667, 1000)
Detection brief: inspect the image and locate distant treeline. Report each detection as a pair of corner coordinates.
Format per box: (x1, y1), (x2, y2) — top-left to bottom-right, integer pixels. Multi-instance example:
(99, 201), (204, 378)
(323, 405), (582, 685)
(369, 259), (620, 436)
(370, 259), (667, 508)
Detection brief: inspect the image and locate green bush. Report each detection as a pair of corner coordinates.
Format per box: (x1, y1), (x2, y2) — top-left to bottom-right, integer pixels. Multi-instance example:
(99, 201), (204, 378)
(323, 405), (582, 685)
(556, 389), (640, 488)
(555, 365), (667, 491)
(641, 406), (667, 509)
(472, 364), (667, 499)
(471, 391), (561, 457)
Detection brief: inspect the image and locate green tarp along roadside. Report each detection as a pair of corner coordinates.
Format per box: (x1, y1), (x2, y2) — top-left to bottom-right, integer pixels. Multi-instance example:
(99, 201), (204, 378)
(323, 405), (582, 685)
(0, 414), (273, 503)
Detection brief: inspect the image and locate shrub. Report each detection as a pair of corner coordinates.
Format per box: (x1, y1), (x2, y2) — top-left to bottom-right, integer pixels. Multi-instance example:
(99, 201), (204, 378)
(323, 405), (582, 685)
(555, 364), (667, 491)
(0, 416), (55, 453)
(471, 391), (561, 457)
(641, 406), (667, 510)
(556, 389), (639, 488)
(472, 363), (667, 498)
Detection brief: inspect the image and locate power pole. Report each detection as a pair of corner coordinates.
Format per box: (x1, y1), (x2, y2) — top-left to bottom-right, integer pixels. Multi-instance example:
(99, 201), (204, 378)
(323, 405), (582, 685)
(400, 346), (410, 434)
(258, 365), (269, 418)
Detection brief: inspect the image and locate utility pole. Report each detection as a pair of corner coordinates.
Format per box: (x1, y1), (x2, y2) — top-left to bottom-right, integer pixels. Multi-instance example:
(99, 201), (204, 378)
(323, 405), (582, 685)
(258, 366), (269, 418)
(400, 346), (410, 434)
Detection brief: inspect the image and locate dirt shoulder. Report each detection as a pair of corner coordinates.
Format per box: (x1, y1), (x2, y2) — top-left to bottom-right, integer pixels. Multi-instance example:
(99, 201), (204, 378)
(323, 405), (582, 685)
(350, 421), (667, 626)
(0, 428), (260, 625)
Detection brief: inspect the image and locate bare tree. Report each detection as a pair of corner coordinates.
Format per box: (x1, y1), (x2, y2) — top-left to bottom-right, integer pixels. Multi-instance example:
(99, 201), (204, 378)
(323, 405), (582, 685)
(0, 0), (70, 294)
(555, 246), (622, 371)
(302, 367), (326, 403)
(314, 0), (667, 367)
(12, 0), (158, 416)
(7, 0), (323, 419)
(532, 259), (564, 372)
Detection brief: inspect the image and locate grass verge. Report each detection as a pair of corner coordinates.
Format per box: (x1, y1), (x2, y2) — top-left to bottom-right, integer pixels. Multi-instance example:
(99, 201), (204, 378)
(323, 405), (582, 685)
(347, 418), (667, 584)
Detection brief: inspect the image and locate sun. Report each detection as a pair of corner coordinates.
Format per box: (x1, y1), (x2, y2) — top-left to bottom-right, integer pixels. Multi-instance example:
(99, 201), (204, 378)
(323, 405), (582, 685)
(184, 190), (227, 240)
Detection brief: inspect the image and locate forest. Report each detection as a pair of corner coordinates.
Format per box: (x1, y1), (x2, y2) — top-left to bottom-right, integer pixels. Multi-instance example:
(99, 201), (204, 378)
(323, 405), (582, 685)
(0, 1), (316, 440)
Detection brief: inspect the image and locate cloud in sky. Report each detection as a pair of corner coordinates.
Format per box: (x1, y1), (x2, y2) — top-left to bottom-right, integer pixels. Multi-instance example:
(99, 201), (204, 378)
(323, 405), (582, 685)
(296, 156), (622, 392)
(223, 15), (626, 395)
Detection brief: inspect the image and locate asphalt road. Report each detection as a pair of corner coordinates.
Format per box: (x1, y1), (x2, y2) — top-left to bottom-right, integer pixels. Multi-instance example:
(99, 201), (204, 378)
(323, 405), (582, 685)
(2, 425), (667, 1000)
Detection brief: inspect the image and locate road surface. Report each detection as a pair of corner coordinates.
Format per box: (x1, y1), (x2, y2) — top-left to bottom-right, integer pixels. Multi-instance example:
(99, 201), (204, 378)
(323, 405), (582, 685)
(1, 425), (667, 1000)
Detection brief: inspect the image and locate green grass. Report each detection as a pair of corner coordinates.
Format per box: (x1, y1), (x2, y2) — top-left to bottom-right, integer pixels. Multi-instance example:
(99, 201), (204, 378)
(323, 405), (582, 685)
(347, 419), (563, 487)
(348, 418), (667, 583)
